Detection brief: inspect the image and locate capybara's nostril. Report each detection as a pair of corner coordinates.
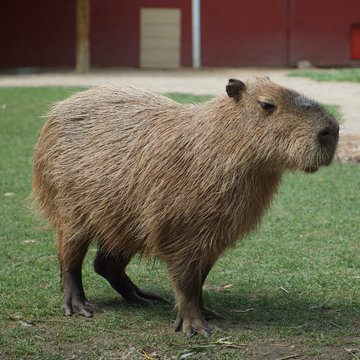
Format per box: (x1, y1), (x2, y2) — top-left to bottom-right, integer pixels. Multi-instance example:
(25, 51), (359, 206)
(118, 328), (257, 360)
(318, 127), (335, 145)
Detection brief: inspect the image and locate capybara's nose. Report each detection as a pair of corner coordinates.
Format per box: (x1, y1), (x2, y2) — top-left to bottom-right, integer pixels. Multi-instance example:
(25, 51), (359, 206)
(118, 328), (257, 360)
(318, 124), (339, 145)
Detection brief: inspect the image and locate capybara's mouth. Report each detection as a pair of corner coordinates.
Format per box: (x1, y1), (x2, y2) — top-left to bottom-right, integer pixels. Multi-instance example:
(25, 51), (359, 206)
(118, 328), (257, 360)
(304, 147), (337, 174)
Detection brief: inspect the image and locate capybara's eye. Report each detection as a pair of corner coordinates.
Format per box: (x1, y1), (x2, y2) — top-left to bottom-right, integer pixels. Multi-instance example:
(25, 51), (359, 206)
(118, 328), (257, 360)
(258, 101), (276, 113)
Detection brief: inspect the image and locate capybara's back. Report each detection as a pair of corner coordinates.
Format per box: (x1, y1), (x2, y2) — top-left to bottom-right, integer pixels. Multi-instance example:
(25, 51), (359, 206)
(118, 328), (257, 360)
(32, 78), (339, 336)
(33, 85), (185, 259)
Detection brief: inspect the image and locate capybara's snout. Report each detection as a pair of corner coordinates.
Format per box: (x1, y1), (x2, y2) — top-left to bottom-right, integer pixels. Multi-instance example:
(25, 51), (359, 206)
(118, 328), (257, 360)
(305, 114), (339, 173)
(317, 115), (339, 147)
(317, 115), (339, 161)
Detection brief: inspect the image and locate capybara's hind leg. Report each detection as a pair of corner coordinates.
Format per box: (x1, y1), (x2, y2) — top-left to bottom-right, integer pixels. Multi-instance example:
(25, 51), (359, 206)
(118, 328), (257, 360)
(94, 248), (168, 305)
(58, 231), (93, 317)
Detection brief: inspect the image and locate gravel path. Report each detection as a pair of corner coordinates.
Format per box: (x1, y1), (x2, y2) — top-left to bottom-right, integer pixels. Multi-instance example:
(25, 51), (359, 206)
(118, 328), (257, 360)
(1, 68), (359, 161)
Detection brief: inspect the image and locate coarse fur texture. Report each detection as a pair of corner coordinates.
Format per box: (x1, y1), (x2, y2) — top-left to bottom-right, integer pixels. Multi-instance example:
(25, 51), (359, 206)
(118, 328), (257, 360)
(32, 77), (339, 336)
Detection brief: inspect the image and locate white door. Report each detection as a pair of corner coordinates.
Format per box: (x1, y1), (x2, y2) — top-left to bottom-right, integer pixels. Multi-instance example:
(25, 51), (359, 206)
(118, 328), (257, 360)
(140, 8), (181, 68)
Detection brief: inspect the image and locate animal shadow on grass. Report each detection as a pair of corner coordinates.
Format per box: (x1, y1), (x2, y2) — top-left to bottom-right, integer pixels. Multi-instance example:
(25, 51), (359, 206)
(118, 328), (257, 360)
(206, 290), (360, 333)
(91, 293), (175, 321)
(90, 287), (360, 333)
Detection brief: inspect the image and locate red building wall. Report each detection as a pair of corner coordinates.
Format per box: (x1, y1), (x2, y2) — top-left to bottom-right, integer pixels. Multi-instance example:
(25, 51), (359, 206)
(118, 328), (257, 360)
(201, 0), (289, 66)
(1, 0), (360, 68)
(289, 0), (360, 66)
(0, 0), (75, 68)
(90, 0), (192, 67)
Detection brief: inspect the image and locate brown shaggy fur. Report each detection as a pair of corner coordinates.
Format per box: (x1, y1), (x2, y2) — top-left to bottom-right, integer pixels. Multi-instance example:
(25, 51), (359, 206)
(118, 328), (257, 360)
(32, 77), (339, 336)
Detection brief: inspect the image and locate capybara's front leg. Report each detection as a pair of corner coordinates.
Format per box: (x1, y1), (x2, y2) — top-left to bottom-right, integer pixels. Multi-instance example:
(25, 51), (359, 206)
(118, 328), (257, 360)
(62, 266), (94, 317)
(171, 266), (211, 337)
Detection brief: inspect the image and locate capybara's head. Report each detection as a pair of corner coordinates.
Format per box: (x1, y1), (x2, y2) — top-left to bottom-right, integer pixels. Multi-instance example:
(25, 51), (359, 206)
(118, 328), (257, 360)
(226, 77), (339, 173)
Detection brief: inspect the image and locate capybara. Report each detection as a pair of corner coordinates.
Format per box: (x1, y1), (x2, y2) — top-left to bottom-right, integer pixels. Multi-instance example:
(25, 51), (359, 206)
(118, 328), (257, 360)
(32, 77), (339, 336)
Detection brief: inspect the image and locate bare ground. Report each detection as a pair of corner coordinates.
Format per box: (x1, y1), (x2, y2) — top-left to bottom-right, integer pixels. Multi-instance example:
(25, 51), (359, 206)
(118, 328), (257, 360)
(338, 134), (360, 163)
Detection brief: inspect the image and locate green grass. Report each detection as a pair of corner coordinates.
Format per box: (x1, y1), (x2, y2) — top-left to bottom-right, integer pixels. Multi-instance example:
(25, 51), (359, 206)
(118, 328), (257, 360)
(288, 67), (360, 82)
(1, 88), (359, 359)
(165, 92), (213, 104)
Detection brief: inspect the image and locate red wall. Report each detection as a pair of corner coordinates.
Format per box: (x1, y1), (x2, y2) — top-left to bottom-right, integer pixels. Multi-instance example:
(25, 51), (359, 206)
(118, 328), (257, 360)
(1, 0), (360, 68)
(351, 24), (360, 60)
(289, 0), (360, 66)
(0, 0), (75, 68)
(201, 0), (289, 66)
(90, 0), (192, 67)
(0, 0), (191, 68)
(201, 0), (360, 67)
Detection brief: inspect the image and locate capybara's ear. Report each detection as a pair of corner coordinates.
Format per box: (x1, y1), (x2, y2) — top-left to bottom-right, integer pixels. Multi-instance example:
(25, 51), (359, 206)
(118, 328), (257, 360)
(226, 79), (246, 101)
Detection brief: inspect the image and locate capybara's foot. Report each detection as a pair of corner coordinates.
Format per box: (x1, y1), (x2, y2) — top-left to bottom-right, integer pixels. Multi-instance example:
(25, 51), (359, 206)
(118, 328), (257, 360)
(94, 250), (169, 305)
(64, 292), (95, 317)
(174, 313), (211, 337)
(61, 266), (93, 317)
(135, 288), (169, 305)
(201, 307), (224, 320)
(124, 285), (169, 305)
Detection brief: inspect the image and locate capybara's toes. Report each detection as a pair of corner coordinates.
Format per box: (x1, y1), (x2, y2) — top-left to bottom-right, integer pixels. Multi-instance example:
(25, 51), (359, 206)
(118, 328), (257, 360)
(183, 318), (211, 337)
(132, 287), (167, 303)
(184, 324), (211, 337)
(153, 295), (170, 305)
(78, 308), (93, 317)
(84, 301), (96, 310)
(64, 306), (73, 316)
(75, 301), (94, 317)
(185, 326), (196, 337)
(127, 292), (162, 306)
(132, 288), (170, 305)
(64, 296), (94, 317)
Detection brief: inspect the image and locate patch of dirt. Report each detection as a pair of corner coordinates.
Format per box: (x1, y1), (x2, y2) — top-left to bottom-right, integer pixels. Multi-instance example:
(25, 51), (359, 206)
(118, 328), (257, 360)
(244, 341), (359, 360)
(338, 134), (360, 163)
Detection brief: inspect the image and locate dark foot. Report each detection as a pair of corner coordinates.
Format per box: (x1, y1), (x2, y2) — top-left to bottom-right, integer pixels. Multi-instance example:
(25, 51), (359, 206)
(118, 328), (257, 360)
(64, 292), (95, 317)
(94, 250), (169, 305)
(62, 267), (94, 317)
(174, 313), (211, 337)
(122, 283), (169, 305)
